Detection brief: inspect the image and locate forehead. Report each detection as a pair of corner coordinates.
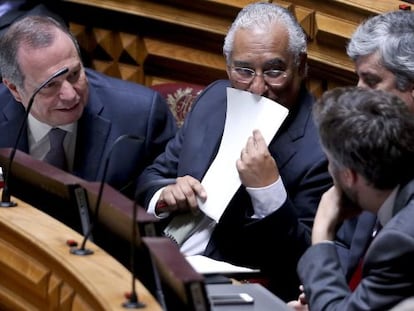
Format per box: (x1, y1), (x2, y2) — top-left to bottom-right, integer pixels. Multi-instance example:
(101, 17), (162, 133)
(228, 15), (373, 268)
(355, 52), (387, 75)
(231, 22), (291, 65)
(18, 29), (78, 84)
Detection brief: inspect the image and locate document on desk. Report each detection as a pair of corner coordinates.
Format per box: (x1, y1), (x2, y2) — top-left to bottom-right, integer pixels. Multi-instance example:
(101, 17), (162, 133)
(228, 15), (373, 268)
(198, 87), (288, 222)
(186, 255), (260, 275)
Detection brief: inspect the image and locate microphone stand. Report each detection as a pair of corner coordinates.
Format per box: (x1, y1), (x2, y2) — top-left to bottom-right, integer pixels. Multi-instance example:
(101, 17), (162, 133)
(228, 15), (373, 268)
(1, 67), (69, 207)
(123, 178), (176, 309)
(70, 134), (145, 256)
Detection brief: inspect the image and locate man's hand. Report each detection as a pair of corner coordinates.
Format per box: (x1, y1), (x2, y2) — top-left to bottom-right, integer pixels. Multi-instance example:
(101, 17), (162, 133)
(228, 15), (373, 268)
(236, 129), (279, 187)
(287, 285), (308, 311)
(156, 175), (207, 215)
(312, 185), (361, 244)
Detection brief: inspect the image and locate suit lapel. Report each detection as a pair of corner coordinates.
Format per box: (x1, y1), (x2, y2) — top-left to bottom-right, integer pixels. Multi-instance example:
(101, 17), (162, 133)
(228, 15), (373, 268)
(347, 211), (377, 274)
(393, 179), (414, 215)
(179, 84), (227, 180)
(73, 88), (110, 181)
(270, 87), (312, 169)
(198, 106), (225, 179)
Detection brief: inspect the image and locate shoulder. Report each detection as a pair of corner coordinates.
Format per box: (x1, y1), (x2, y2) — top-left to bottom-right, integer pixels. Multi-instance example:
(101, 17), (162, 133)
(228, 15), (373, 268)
(85, 69), (162, 106)
(85, 68), (158, 100)
(0, 83), (21, 114)
(386, 201), (414, 236)
(190, 79), (230, 109)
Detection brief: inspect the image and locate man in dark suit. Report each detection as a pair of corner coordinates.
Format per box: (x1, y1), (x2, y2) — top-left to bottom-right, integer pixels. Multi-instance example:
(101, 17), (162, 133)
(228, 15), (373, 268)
(290, 87), (414, 310)
(0, 15), (177, 199)
(136, 2), (332, 301)
(333, 10), (414, 283)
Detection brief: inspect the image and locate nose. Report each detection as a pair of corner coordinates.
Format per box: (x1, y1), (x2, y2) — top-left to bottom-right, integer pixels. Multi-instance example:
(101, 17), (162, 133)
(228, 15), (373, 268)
(248, 74), (268, 95)
(357, 79), (368, 89)
(59, 80), (77, 100)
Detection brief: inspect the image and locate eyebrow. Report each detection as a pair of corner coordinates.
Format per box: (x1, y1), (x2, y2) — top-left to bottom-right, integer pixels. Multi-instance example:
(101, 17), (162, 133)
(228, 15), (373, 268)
(232, 58), (286, 68)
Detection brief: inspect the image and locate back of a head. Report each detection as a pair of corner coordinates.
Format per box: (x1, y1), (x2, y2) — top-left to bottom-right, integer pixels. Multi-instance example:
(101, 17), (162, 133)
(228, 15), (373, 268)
(314, 86), (414, 189)
(0, 15), (78, 88)
(223, 2), (307, 66)
(347, 10), (414, 90)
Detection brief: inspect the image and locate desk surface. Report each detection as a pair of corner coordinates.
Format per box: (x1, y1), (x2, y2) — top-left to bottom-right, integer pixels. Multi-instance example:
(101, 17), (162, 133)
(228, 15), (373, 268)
(0, 190), (161, 311)
(207, 283), (291, 311)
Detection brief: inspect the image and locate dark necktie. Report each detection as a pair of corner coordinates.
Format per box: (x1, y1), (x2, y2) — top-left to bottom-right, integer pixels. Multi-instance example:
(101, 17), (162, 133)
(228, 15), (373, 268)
(44, 128), (67, 170)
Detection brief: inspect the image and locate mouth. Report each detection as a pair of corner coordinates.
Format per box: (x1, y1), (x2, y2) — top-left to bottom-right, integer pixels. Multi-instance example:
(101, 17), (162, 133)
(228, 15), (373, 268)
(56, 102), (79, 112)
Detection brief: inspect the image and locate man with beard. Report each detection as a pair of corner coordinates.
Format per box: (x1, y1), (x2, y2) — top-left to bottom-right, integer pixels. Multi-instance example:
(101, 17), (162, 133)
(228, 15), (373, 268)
(290, 86), (414, 310)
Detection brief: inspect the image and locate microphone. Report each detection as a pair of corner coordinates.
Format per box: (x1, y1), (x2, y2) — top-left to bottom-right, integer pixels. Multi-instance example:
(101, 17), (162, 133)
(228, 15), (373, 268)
(70, 134), (145, 256)
(1, 67), (69, 207)
(123, 178), (176, 309)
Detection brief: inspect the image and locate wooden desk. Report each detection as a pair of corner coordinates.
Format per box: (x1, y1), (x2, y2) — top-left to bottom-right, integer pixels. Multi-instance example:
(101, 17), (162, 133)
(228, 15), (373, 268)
(0, 191), (161, 311)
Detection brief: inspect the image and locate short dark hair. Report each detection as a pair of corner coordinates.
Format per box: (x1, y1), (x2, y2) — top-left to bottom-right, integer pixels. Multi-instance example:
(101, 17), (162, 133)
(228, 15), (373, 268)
(0, 15), (81, 88)
(313, 86), (414, 189)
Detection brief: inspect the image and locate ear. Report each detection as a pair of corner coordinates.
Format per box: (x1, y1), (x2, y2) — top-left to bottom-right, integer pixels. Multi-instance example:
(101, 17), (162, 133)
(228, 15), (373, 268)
(2, 78), (23, 103)
(297, 52), (308, 77)
(341, 167), (358, 188)
(225, 65), (231, 80)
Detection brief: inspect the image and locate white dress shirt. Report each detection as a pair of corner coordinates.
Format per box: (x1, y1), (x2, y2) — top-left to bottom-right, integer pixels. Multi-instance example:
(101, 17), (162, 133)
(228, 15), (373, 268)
(27, 114), (77, 171)
(148, 177), (288, 255)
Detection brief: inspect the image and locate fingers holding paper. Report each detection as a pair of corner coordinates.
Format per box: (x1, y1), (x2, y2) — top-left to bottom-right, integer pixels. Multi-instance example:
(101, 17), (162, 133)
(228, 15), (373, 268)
(236, 129), (279, 188)
(158, 175), (207, 215)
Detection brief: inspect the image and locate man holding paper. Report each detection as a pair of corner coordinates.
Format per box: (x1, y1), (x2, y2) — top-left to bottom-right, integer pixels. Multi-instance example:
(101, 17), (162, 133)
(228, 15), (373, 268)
(136, 2), (332, 301)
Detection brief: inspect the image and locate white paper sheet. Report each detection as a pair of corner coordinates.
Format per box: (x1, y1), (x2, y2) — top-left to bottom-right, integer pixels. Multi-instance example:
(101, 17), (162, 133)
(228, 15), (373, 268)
(186, 255), (260, 275)
(198, 87), (288, 222)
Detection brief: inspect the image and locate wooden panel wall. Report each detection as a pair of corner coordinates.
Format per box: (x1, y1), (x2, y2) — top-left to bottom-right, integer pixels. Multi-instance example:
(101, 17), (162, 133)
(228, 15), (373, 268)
(60, 0), (408, 97)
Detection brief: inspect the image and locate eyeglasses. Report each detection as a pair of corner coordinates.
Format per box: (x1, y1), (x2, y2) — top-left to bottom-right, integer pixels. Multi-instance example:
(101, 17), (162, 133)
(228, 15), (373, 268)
(230, 66), (288, 86)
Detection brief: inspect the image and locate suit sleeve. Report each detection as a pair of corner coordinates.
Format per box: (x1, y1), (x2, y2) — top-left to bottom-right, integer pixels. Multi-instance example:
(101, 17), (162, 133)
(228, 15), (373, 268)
(298, 229), (414, 310)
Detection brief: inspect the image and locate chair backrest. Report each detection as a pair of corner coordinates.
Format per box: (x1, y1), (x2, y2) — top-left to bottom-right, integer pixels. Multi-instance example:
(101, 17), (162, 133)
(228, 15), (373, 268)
(151, 82), (204, 127)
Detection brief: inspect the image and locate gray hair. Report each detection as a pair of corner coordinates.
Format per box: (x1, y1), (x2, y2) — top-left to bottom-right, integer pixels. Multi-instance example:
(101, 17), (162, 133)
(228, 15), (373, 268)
(0, 15), (81, 89)
(223, 2), (307, 67)
(347, 11), (414, 91)
(314, 86), (414, 189)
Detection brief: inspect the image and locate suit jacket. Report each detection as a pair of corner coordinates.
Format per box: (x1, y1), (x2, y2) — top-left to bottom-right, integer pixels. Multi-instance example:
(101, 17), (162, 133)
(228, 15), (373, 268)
(297, 178), (414, 310)
(0, 68), (177, 198)
(137, 79), (332, 301)
(335, 211), (377, 281)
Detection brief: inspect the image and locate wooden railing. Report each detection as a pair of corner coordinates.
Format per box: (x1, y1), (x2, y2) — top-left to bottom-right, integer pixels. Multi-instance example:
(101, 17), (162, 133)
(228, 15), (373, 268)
(0, 191), (161, 311)
(59, 0), (407, 97)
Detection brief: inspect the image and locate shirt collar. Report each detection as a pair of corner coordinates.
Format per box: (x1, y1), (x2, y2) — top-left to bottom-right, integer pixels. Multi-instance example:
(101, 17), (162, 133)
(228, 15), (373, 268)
(28, 114), (75, 143)
(377, 185), (399, 227)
